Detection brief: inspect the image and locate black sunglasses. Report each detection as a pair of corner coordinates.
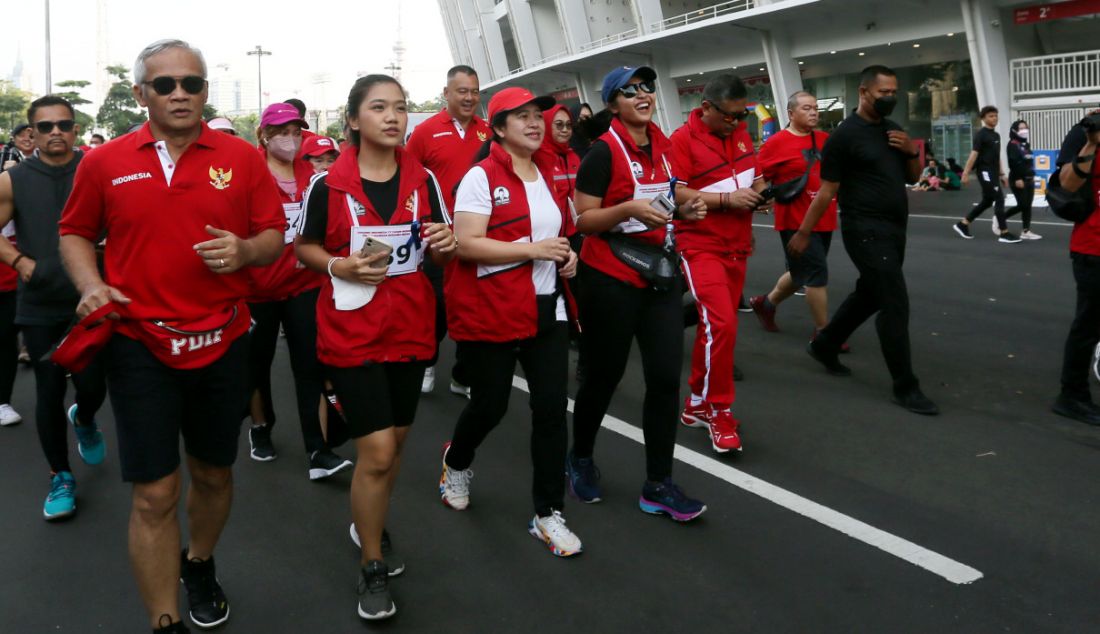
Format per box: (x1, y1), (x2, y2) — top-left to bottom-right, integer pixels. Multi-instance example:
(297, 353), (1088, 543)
(35, 119), (75, 134)
(144, 75), (206, 96)
(617, 80), (656, 99)
(706, 100), (750, 124)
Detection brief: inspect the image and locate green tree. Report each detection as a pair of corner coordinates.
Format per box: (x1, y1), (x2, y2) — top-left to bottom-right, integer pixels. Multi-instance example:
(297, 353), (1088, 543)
(324, 121), (344, 141)
(410, 96), (445, 113)
(203, 103), (218, 120)
(232, 113), (259, 144)
(55, 79), (95, 143)
(0, 80), (32, 137)
(96, 64), (146, 137)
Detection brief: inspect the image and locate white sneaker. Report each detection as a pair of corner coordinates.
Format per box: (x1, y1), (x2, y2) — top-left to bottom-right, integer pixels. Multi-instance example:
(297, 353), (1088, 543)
(1093, 343), (1100, 383)
(449, 380), (471, 399)
(421, 367), (436, 393)
(992, 217), (1002, 235)
(1020, 230), (1042, 240)
(528, 510), (583, 557)
(0, 404), (21, 426)
(438, 443), (472, 510)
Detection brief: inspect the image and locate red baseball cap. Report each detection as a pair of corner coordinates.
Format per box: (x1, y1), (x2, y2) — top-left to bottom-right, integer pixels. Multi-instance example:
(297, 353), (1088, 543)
(301, 135), (339, 158)
(486, 87), (555, 123)
(260, 102), (310, 129)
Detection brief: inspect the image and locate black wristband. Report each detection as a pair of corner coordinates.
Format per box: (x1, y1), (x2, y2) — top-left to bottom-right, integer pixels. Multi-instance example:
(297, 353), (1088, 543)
(1075, 153), (1096, 164)
(1072, 160), (1090, 179)
(10, 254), (24, 269)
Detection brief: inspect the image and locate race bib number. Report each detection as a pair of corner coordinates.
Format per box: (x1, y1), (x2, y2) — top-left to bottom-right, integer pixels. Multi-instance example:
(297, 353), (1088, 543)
(613, 182), (673, 234)
(350, 224), (422, 276)
(283, 202), (303, 244)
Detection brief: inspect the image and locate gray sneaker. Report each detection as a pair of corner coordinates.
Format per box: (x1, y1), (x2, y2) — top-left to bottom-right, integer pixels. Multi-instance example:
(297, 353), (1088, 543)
(357, 561), (396, 620)
(348, 524), (405, 576)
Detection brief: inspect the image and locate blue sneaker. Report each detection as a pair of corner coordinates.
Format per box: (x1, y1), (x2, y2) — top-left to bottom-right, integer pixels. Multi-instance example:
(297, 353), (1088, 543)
(565, 450), (602, 503)
(68, 404), (105, 466)
(43, 471), (76, 520)
(639, 478), (706, 522)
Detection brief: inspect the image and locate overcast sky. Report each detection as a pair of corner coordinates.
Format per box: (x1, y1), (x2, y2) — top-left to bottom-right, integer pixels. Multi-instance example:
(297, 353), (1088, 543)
(4, 0), (455, 112)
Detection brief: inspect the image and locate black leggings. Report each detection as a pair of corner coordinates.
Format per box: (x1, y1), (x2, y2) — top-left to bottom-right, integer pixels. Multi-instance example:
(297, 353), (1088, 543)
(445, 305), (568, 517)
(965, 176), (1007, 228)
(0, 291), (17, 403)
(247, 288), (327, 454)
(425, 266), (469, 385)
(1006, 181), (1034, 230)
(571, 264), (681, 482)
(23, 321), (108, 473)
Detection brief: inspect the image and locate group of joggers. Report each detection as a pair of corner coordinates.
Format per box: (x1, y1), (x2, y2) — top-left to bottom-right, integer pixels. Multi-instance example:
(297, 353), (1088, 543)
(15, 36), (1097, 632)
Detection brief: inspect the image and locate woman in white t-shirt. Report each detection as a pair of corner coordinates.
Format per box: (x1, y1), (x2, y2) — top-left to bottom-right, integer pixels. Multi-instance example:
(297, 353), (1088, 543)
(439, 87), (585, 558)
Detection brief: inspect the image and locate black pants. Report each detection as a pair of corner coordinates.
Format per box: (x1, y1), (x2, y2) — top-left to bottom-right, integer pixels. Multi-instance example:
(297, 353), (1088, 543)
(446, 303), (568, 517)
(426, 267), (469, 386)
(23, 321), (108, 473)
(1060, 253), (1100, 401)
(247, 288), (327, 454)
(1006, 181), (1034, 230)
(0, 291), (18, 403)
(965, 176), (1007, 228)
(572, 264), (680, 482)
(816, 225), (919, 394)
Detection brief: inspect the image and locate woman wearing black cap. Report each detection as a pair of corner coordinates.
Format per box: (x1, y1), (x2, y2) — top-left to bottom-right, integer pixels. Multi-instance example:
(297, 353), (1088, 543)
(1006, 119), (1041, 240)
(439, 87), (584, 558)
(567, 65), (708, 522)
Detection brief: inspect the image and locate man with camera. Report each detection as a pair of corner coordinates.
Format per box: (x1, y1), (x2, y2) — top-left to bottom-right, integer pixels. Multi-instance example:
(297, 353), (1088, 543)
(789, 65), (937, 415)
(1052, 110), (1100, 426)
(669, 74), (766, 453)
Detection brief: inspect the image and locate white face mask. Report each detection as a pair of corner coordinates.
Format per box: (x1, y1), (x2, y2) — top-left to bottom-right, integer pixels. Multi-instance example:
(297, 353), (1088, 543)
(1017, 128), (1029, 140)
(266, 135), (301, 162)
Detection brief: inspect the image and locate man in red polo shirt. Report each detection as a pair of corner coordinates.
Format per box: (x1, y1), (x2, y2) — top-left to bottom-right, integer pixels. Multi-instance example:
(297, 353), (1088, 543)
(405, 65), (490, 398)
(59, 39), (284, 634)
(671, 74), (766, 454)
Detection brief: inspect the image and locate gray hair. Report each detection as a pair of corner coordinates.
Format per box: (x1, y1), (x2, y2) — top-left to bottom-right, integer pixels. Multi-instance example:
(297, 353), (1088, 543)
(133, 39), (207, 85)
(786, 90), (816, 112)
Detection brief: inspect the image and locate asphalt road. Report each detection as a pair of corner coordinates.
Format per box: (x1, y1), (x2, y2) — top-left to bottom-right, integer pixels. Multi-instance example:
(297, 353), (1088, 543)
(1, 187), (1098, 633)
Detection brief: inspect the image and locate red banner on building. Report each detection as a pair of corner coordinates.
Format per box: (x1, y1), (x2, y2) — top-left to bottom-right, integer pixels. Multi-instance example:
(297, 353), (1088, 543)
(1014, 0), (1100, 24)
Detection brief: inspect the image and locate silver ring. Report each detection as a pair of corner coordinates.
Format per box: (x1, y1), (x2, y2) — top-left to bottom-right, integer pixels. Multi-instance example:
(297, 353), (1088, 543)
(220, 258), (225, 268)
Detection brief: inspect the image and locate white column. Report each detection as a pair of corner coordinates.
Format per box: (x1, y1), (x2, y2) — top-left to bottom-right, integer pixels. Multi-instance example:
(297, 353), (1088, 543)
(759, 28), (804, 128)
(556, 0), (591, 53)
(452, 0), (492, 77)
(507, 0), (543, 67)
(476, 0), (510, 79)
(633, 0), (664, 34)
(961, 0), (1012, 140)
(649, 54), (684, 132)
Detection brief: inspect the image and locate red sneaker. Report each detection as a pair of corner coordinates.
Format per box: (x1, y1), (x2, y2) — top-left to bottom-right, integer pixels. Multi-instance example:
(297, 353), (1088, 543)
(749, 295), (779, 332)
(708, 409), (742, 453)
(680, 398), (711, 429)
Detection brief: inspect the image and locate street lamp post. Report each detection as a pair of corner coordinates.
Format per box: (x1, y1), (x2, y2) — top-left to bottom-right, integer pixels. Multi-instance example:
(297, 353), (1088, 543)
(246, 45), (272, 115)
(44, 0), (53, 93)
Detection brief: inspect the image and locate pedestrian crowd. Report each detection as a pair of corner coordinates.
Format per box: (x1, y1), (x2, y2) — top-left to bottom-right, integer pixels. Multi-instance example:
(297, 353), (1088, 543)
(2, 38), (1099, 631)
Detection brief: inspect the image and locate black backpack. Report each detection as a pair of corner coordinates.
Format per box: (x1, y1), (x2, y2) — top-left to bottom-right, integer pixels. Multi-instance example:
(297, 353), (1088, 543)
(1046, 167), (1094, 224)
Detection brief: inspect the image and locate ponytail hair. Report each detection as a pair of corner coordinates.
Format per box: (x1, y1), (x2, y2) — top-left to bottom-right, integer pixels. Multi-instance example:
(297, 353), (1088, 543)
(472, 110), (511, 164)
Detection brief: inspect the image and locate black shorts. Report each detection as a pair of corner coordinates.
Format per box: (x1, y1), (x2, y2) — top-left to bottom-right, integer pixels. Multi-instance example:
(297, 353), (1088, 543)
(106, 334), (250, 483)
(780, 230), (833, 288)
(325, 362), (425, 437)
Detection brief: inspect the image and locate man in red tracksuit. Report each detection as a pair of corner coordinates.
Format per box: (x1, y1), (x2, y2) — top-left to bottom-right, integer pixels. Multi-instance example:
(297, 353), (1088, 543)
(671, 74), (766, 453)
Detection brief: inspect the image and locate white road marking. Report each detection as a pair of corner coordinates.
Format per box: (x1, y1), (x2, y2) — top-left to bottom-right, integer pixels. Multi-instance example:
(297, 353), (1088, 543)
(512, 376), (984, 585)
(752, 214), (1072, 230)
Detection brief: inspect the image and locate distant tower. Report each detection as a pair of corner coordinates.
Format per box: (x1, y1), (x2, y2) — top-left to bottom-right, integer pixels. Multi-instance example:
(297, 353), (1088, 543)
(389, 6), (406, 84)
(94, 0), (110, 106)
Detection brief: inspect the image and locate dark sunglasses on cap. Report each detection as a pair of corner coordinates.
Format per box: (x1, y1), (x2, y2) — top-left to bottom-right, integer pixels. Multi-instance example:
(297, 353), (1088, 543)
(706, 100), (750, 124)
(143, 75), (206, 96)
(617, 80), (656, 99)
(35, 119), (75, 134)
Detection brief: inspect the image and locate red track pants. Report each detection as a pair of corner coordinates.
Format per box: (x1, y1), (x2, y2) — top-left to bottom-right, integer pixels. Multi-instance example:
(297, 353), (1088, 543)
(681, 250), (747, 409)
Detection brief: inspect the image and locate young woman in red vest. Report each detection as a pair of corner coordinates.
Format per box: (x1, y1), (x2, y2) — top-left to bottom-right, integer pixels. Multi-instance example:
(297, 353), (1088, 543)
(439, 87), (584, 558)
(246, 103), (353, 479)
(568, 66), (708, 521)
(296, 74), (456, 620)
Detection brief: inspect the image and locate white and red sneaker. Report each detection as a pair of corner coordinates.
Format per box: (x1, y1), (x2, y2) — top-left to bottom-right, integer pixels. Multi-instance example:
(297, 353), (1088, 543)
(680, 398), (711, 429)
(708, 409), (742, 453)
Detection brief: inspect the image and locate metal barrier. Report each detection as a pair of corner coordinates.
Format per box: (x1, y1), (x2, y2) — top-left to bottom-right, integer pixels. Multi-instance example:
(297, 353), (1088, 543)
(1015, 107), (1085, 151)
(651, 0), (756, 32)
(1011, 50), (1100, 97)
(579, 28), (639, 52)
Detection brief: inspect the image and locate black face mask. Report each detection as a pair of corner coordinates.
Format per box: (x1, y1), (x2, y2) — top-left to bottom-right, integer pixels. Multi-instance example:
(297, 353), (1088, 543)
(872, 96), (897, 118)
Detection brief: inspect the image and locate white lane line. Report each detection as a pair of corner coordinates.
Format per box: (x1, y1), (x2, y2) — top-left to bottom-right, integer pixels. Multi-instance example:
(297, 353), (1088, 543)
(751, 214), (1072, 230)
(512, 376), (984, 585)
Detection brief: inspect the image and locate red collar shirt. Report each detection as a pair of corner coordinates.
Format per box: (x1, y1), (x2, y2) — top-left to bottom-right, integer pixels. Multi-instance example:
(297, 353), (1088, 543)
(59, 122), (285, 324)
(1070, 158), (1100, 256)
(405, 109), (491, 210)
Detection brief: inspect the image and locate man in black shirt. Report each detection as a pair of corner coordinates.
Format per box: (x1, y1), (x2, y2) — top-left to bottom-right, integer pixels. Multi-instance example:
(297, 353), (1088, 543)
(788, 65), (938, 415)
(953, 106), (1021, 243)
